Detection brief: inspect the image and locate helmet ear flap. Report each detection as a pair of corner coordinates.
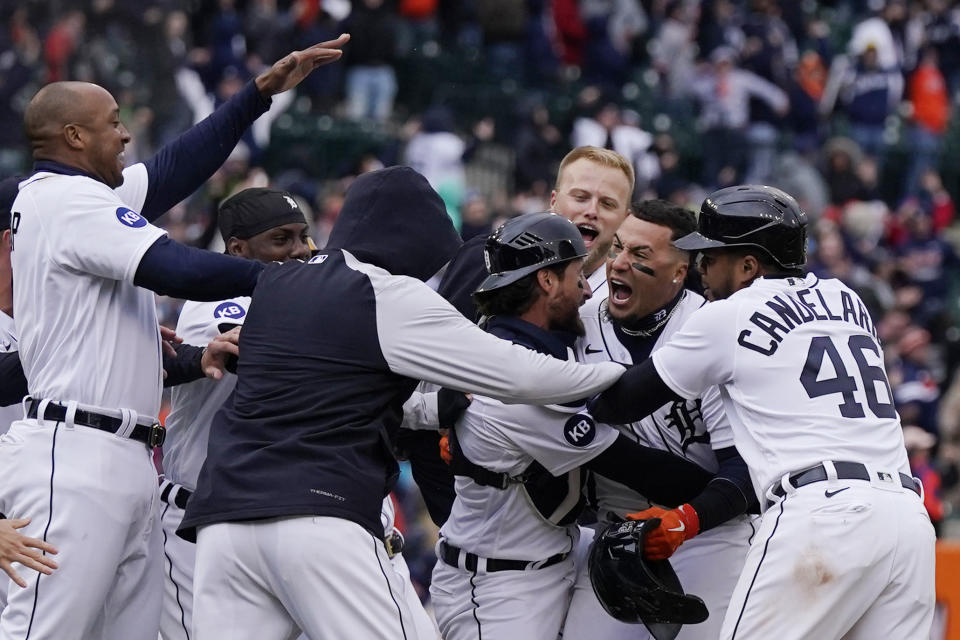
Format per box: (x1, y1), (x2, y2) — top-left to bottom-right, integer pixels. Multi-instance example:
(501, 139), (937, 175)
(588, 520), (709, 640)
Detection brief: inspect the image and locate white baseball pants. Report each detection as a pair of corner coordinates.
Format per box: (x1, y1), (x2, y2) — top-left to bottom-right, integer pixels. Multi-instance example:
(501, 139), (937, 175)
(720, 479), (935, 640)
(430, 553), (576, 640)
(193, 516), (419, 640)
(0, 418), (162, 640)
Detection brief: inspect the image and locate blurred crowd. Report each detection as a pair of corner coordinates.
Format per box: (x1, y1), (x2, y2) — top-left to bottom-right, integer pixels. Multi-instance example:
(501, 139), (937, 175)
(3, 0), (960, 595)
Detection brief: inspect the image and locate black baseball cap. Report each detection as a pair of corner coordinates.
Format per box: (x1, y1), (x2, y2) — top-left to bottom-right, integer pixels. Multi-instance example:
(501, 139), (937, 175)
(218, 187), (309, 244)
(0, 176), (22, 233)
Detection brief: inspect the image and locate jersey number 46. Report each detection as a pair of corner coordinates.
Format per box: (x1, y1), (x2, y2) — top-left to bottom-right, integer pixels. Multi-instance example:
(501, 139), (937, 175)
(800, 335), (897, 419)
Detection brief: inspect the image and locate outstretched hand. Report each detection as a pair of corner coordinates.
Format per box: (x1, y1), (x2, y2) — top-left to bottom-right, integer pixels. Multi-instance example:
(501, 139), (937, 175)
(0, 518), (58, 588)
(202, 326), (241, 380)
(255, 34), (351, 97)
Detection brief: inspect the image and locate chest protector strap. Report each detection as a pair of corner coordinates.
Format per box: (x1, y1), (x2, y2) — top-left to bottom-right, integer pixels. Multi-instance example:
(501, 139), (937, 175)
(448, 427), (585, 526)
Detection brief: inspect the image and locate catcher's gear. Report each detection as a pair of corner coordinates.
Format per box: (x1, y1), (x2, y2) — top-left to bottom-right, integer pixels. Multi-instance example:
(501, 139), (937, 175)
(626, 504), (699, 560)
(475, 212), (587, 293)
(674, 184), (808, 269)
(589, 519), (709, 640)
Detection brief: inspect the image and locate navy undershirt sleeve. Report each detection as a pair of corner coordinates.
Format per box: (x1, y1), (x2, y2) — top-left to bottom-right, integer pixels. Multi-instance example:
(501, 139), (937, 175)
(0, 351), (27, 407)
(140, 81), (271, 221)
(163, 343), (206, 388)
(688, 446), (758, 531)
(134, 236), (263, 300)
(588, 358), (682, 424)
(584, 433), (714, 507)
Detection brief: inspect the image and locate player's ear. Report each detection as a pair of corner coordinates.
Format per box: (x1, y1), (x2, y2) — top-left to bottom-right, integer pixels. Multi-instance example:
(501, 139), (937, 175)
(226, 237), (245, 257)
(63, 123), (84, 150)
(537, 267), (555, 293)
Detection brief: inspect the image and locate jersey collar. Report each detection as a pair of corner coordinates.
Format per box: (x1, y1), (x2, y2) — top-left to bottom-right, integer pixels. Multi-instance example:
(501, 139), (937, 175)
(32, 160), (103, 183)
(485, 316), (576, 360)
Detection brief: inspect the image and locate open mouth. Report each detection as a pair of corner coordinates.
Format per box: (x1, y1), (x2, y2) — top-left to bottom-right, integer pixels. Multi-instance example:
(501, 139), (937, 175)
(577, 223), (599, 247)
(609, 278), (633, 306)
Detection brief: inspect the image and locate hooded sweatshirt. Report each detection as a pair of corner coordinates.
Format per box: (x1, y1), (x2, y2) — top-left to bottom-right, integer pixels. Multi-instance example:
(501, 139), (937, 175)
(180, 167), (625, 539)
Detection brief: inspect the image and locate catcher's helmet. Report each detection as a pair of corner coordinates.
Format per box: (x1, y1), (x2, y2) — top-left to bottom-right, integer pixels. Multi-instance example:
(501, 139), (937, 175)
(589, 519), (709, 640)
(673, 184), (808, 269)
(475, 212), (587, 293)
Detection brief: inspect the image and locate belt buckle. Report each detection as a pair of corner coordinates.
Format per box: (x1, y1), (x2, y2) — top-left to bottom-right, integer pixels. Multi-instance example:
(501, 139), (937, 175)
(148, 422), (166, 448)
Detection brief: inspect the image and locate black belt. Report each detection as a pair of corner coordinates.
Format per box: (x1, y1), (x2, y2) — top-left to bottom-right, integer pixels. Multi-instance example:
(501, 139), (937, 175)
(769, 461), (920, 503)
(27, 399), (166, 448)
(159, 481), (192, 510)
(438, 540), (567, 573)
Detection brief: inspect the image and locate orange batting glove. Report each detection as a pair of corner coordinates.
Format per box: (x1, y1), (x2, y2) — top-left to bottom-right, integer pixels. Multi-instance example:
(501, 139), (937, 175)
(625, 504), (699, 560)
(438, 429), (453, 465)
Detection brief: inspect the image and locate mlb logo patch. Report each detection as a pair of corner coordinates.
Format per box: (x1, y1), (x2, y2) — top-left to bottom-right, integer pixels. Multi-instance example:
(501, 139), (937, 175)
(877, 472), (894, 483)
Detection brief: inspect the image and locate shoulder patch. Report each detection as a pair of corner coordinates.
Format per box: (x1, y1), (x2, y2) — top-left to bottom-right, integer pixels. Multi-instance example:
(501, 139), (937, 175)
(563, 414), (597, 447)
(213, 301), (246, 321)
(116, 207), (146, 228)
(308, 254), (329, 264)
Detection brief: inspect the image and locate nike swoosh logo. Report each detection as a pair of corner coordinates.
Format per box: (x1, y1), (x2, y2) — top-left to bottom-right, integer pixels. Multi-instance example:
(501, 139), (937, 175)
(585, 346), (603, 354)
(824, 487), (850, 498)
(667, 522), (685, 532)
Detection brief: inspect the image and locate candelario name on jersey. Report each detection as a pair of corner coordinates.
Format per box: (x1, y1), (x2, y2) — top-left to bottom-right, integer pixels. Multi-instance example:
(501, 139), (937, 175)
(737, 287), (877, 356)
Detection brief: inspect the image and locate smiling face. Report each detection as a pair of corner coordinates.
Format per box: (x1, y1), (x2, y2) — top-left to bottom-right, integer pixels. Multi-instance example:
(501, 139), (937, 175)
(551, 157), (632, 277)
(73, 84), (130, 188)
(606, 216), (688, 323)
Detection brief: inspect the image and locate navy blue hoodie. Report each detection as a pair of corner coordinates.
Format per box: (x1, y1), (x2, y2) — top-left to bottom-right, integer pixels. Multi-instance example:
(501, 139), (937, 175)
(180, 167), (462, 538)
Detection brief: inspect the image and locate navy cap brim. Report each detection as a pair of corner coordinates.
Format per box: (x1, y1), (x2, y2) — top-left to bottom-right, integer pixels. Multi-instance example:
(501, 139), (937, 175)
(672, 231), (728, 252)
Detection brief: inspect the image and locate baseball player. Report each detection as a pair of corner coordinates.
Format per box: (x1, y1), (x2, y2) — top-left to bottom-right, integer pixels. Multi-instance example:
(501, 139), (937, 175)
(563, 201), (757, 640)
(430, 212), (714, 640)
(591, 185), (935, 639)
(159, 187), (311, 640)
(550, 146), (634, 299)
(0, 176), (20, 435)
(1, 36), (350, 640)
(178, 167), (629, 640)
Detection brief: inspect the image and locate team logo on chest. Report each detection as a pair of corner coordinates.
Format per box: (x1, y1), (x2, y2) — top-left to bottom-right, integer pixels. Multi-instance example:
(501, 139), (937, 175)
(564, 414), (597, 447)
(213, 302), (246, 320)
(115, 207), (146, 228)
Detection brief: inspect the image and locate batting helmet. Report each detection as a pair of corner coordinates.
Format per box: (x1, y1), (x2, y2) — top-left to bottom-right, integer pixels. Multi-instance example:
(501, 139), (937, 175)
(673, 184), (808, 269)
(475, 212), (587, 293)
(589, 519), (709, 640)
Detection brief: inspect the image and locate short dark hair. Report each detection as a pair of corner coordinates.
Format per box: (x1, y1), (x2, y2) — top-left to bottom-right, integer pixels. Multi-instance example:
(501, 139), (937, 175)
(631, 199), (696, 242)
(474, 262), (568, 318)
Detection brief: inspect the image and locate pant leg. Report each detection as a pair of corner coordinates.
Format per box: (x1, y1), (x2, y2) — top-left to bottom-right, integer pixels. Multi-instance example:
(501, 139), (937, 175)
(0, 421), (160, 640)
(264, 517), (418, 640)
(101, 494), (163, 640)
(159, 501), (194, 640)
(391, 553), (440, 639)
(432, 555), (575, 640)
(843, 492), (935, 640)
(193, 522), (300, 640)
(719, 484), (921, 640)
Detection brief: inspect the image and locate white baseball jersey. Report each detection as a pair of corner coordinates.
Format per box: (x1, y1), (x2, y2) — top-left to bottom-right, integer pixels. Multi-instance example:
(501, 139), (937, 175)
(11, 165), (167, 417)
(440, 396), (618, 560)
(164, 297), (249, 490)
(651, 273), (910, 498)
(585, 264), (608, 302)
(577, 290), (735, 515)
(0, 311), (20, 434)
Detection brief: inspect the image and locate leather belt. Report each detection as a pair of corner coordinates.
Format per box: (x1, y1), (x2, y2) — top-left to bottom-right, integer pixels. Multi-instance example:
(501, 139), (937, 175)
(768, 461), (920, 505)
(159, 480), (192, 510)
(27, 399), (166, 449)
(438, 540), (567, 573)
